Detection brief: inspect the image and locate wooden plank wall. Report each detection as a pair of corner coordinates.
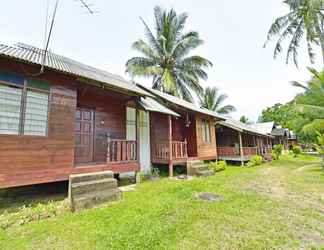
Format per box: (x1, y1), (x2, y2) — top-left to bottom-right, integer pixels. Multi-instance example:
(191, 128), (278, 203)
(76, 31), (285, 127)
(0, 60), (137, 188)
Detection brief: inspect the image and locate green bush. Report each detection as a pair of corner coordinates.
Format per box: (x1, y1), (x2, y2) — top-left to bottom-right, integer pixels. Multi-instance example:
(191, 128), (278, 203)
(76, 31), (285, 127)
(246, 155), (263, 167)
(207, 161), (227, 172)
(271, 152), (278, 160)
(273, 144), (283, 159)
(292, 145), (302, 157)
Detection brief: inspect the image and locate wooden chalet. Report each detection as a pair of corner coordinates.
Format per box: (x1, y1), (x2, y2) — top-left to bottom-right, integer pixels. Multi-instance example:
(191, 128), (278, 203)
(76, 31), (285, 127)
(136, 85), (225, 177)
(216, 118), (273, 165)
(0, 43), (153, 188)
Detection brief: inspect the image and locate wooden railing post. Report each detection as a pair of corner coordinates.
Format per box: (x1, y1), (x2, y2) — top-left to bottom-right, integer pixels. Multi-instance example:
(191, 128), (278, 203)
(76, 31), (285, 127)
(239, 132), (244, 166)
(168, 115), (173, 177)
(106, 133), (111, 162)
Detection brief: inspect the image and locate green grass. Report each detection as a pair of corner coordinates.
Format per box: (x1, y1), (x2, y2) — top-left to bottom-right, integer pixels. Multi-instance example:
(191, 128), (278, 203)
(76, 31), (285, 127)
(1, 155), (324, 249)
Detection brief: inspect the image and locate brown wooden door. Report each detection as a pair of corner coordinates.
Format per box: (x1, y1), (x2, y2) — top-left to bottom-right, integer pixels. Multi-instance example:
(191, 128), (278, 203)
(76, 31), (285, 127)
(74, 108), (94, 164)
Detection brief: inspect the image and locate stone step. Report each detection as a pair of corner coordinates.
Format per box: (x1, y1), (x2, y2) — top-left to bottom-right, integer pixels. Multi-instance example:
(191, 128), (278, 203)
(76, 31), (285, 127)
(188, 160), (204, 167)
(196, 169), (214, 177)
(69, 171), (114, 184)
(70, 178), (117, 197)
(191, 165), (209, 172)
(71, 189), (122, 212)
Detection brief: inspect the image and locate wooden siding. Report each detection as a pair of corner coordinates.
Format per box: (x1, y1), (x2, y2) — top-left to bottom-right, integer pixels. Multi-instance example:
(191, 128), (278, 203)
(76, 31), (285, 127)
(0, 60), (139, 188)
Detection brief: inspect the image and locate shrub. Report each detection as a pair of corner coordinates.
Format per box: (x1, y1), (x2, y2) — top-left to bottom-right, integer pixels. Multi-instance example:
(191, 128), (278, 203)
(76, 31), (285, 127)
(273, 144), (283, 159)
(0, 200), (69, 229)
(271, 152), (278, 160)
(292, 145), (302, 157)
(246, 155), (263, 167)
(207, 161), (227, 172)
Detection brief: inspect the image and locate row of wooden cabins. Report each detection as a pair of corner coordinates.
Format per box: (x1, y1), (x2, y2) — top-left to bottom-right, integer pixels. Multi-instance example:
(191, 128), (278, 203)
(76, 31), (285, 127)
(0, 43), (284, 189)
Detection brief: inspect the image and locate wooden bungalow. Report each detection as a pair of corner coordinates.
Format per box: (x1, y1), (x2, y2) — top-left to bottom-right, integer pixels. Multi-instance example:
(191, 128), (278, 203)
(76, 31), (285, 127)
(0, 43), (153, 188)
(216, 118), (273, 165)
(136, 85), (225, 177)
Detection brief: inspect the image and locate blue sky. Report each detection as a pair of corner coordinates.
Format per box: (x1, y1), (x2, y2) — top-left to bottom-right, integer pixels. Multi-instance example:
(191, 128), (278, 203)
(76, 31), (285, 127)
(1, 0), (322, 120)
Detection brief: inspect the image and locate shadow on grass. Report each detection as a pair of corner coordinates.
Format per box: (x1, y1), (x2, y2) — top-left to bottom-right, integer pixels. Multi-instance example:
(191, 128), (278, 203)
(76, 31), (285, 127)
(0, 181), (68, 213)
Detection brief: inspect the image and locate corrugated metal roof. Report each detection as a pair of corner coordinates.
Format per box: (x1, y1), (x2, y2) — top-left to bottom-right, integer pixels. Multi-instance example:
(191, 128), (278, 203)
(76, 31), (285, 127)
(271, 128), (289, 137)
(250, 122), (274, 135)
(139, 97), (180, 117)
(218, 118), (272, 137)
(137, 83), (225, 120)
(0, 43), (149, 96)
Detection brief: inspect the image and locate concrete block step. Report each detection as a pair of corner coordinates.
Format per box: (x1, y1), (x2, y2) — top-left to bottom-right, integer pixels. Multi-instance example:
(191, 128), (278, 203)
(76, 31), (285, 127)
(197, 170), (214, 177)
(191, 165), (209, 172)
(69, 171), (114, 184)
(70, 178), (117, 196)
(188, 161), (205, 167)
(71, 189), (122, 212)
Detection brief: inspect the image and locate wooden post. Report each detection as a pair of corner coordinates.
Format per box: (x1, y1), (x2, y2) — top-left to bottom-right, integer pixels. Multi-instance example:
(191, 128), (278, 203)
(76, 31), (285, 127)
(106, 133), (111, 162)
(135, 109), (140, 179)
(168, 115), (173, 177)
(239, 132), (244, 166)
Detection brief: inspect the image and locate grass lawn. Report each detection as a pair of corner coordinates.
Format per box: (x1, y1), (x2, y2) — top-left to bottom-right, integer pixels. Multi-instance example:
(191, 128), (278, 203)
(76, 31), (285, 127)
(0, 155), (324, 249)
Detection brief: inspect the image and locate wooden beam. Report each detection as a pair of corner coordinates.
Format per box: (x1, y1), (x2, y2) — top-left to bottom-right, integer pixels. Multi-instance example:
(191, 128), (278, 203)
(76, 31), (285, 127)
(239, 132), (244, 166)
(168, 115), (173, 177)
(136, 109), (141, 169)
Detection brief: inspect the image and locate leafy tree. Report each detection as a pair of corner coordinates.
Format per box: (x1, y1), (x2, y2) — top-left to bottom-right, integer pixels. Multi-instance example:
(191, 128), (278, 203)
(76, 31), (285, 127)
(264, 0), (324, 66)
(199, 87), (236, 114)
(240, 116), (252, 124)
(293, 68), (324, 133)
(259, 102), (299, 129)
(126, 6), (212, 102)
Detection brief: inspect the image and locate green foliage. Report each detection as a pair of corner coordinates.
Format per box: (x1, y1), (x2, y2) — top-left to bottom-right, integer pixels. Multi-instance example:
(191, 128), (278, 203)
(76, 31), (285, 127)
(273, 144), (284, 159)
(271, 152), (279, 160)
(264, 0), (324, 66)
(292, 145), (302, 157)
(315, 131), (324, 169)
(126, 6), (212, 102)
(207, 160), (227, 172)
(293, 68), (324, 135)
(0, 200), (69, 230)
(199, 87), (236, 114)
(240, 115), (251, 124)
(246, 155), (263, 167)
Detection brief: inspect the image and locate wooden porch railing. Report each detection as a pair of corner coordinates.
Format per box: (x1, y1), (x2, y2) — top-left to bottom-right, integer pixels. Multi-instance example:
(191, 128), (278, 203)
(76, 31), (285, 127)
(217, 146), (258, 157)
(107, 139), (137, 163)
(154, 141), (188, 160)
(242, 147), (258, 155)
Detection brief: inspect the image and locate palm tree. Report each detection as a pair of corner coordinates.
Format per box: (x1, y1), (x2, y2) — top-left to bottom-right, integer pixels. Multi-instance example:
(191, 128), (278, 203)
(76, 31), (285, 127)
(199, 87), (236, 114)
(292, 68), (324, 133)
(126, 6), (212, 102)
(240, 116), (252, 124)
(264, 0), (324, 66)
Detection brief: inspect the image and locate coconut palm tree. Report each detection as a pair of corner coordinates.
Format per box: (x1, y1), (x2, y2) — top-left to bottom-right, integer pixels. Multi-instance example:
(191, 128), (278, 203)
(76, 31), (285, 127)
(126, 6), (212, 102)
(199, 87), (236, 114)
(292, 68), (324, 133)
(264, 0), (324, 66)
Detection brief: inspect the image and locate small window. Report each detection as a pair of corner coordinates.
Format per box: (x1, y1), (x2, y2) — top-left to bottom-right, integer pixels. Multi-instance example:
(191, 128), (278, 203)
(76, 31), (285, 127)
(23, 90), (49, 136)
(0, 73), (50, 136)
(202, 119), (211, 143)
(0, 84), (22, 135)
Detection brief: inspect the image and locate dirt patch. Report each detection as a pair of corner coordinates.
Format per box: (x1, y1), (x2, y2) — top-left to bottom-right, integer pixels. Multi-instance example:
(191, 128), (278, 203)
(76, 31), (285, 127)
(195, 192), (223, 202)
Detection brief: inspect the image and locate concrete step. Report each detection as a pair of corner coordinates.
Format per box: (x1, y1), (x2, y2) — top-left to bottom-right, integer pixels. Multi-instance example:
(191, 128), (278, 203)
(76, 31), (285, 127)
(188, 160), (204, 167)
(70, 178), (117, 196)
(191, 165), (209, 172)
(70, 171), (114, 184)
(196, 169), (214, 177)
(71, 189), (122, 211)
